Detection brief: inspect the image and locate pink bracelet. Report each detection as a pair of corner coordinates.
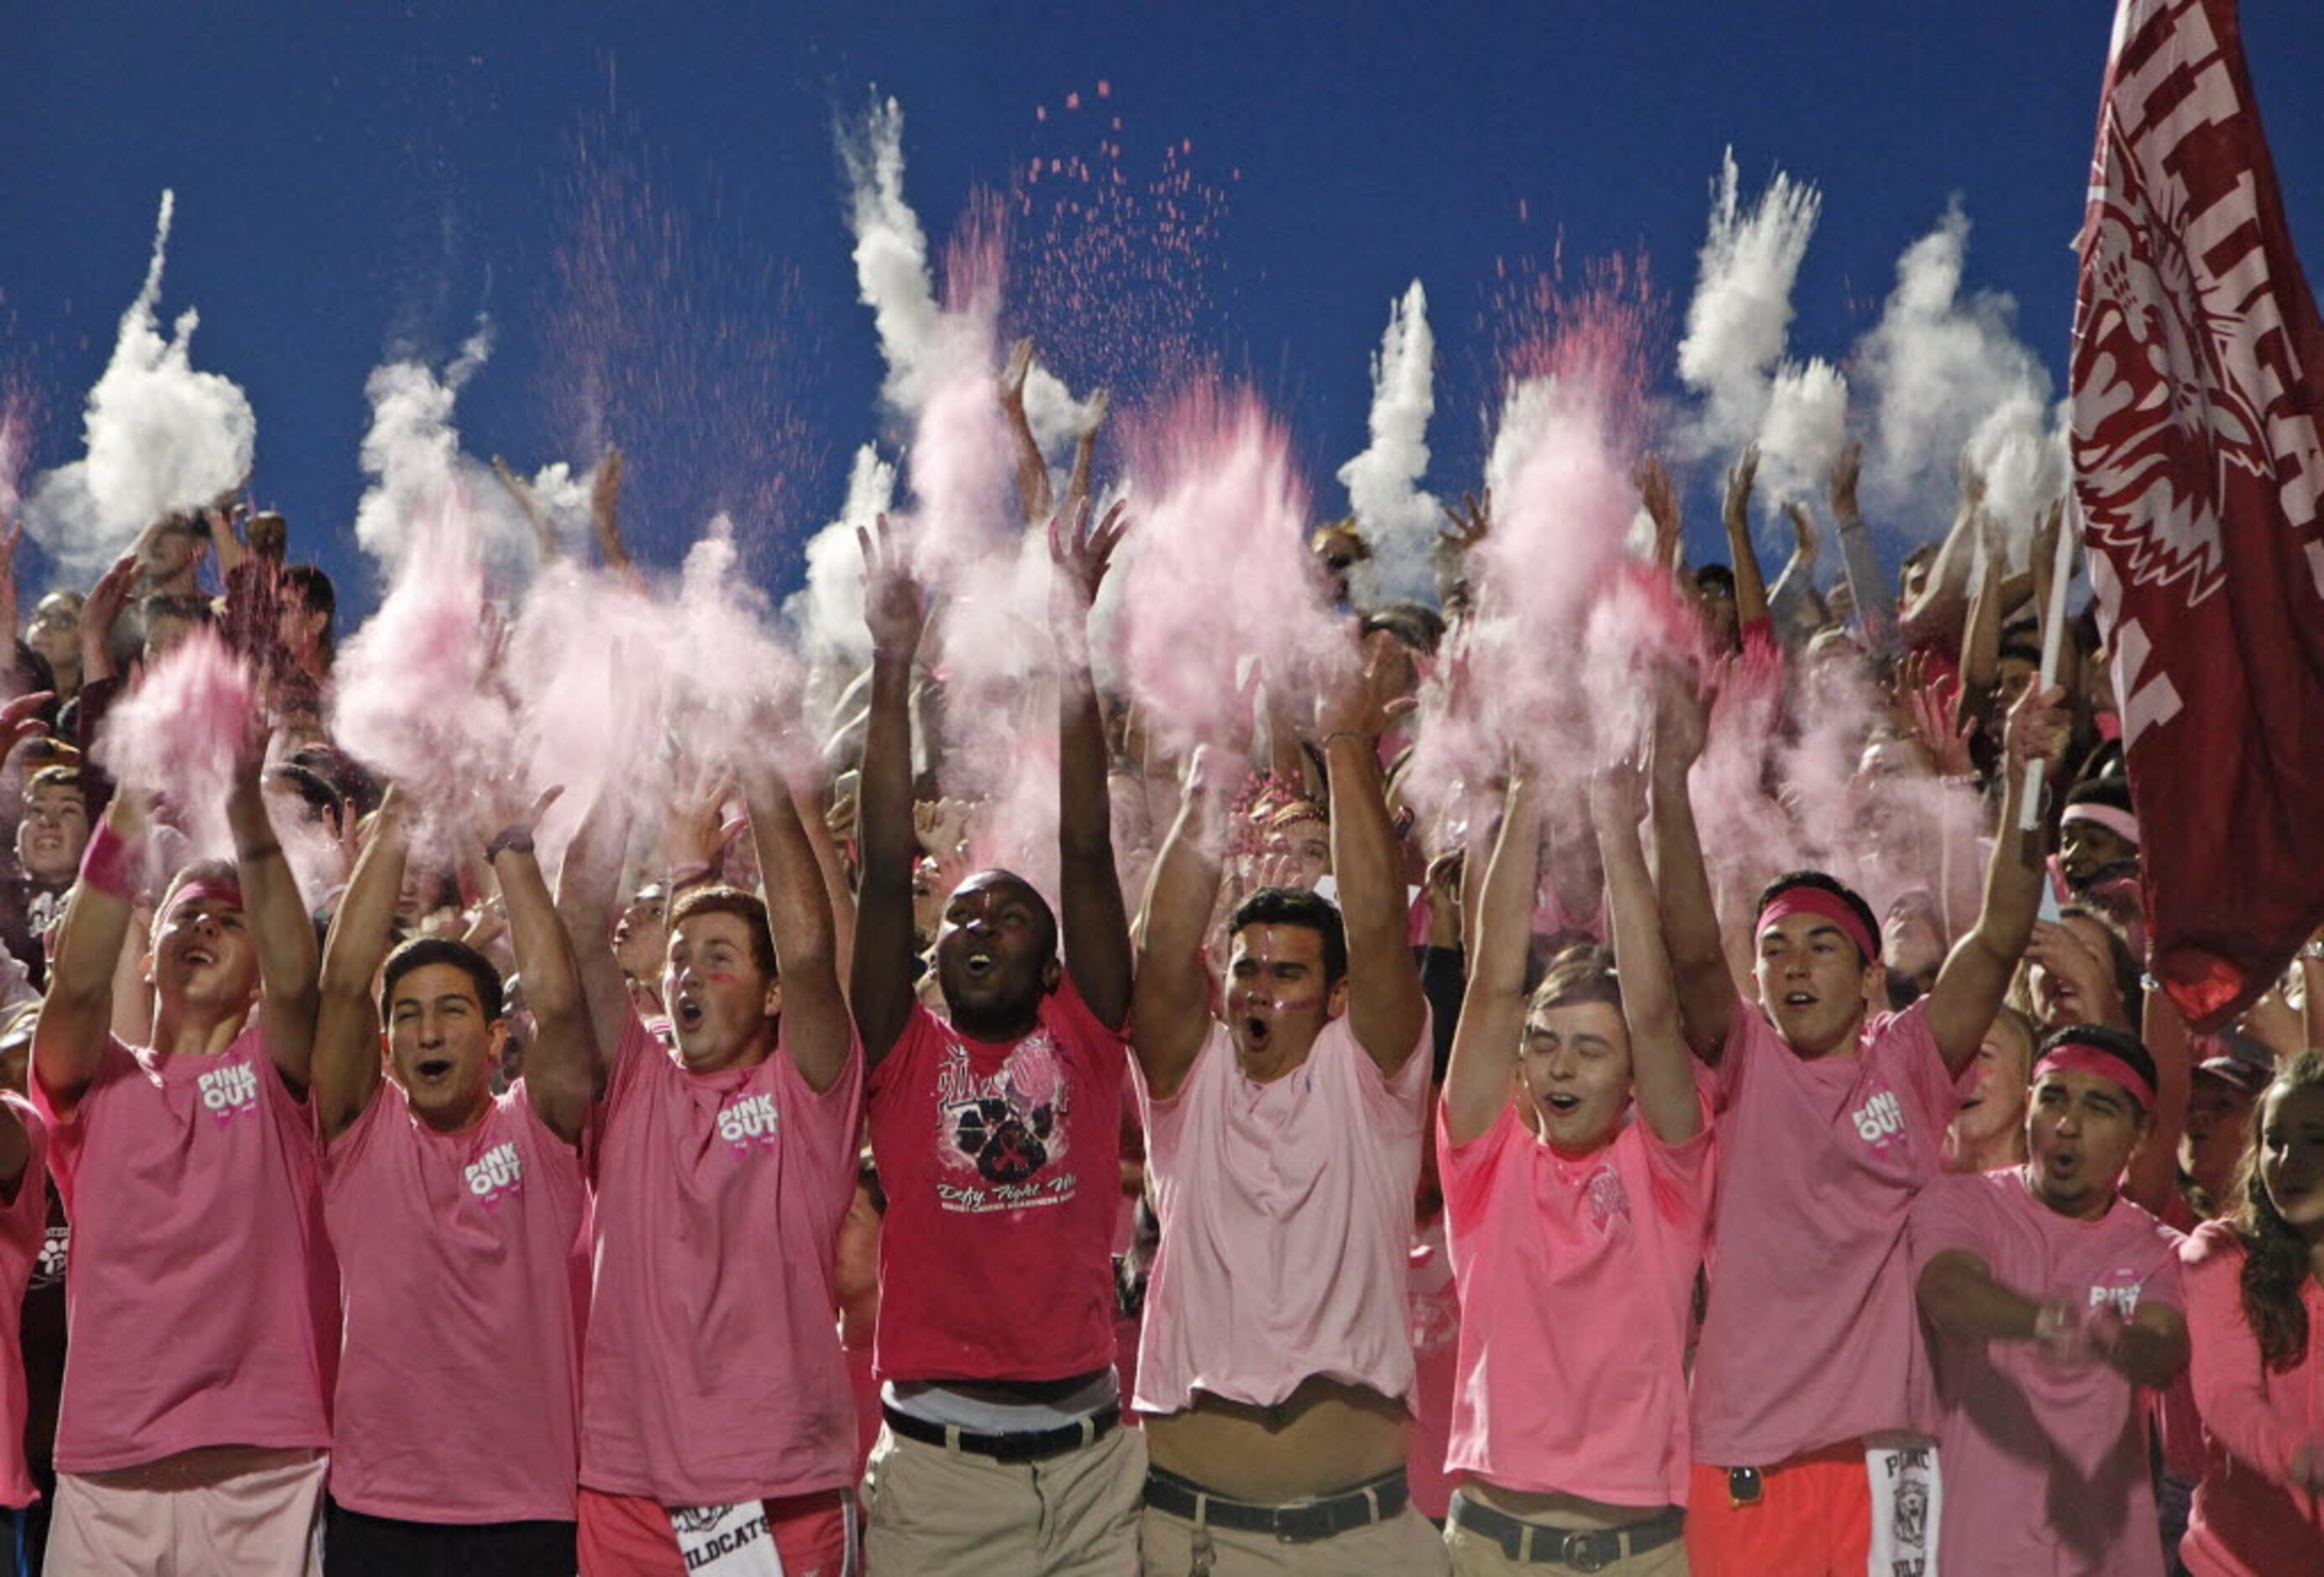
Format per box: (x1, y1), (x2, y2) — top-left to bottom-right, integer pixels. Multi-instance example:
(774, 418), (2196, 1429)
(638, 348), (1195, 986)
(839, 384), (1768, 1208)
(80, 820), (139, 901)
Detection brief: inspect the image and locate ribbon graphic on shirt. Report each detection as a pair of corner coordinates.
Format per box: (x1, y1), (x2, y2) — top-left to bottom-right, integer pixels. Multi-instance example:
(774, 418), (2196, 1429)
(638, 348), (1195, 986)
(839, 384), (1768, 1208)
(931, 1030), (1078, 1213)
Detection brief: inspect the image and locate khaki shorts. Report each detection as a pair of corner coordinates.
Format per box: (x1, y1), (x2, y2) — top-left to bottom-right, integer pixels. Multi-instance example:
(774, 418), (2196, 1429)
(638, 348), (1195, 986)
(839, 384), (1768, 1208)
(1139, 1496), (1448, 1575)
(48, 1446), (326, 1577)
(861, 1419), (1144, 1575)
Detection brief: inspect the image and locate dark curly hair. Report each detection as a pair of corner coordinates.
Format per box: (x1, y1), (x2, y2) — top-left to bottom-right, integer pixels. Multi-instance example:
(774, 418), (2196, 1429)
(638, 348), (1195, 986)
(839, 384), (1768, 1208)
(2234, 1050), (2324, 1371)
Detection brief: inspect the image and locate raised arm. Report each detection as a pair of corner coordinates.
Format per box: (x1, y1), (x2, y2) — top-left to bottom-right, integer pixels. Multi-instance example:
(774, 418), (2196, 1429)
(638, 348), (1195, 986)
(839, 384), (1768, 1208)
(795, 778), (856, 994)
(1646, 669), (1735, 1058)
(230, 754), (321, 1093)
(1721, 446), (1771, 629)
(33, 783), (140, 1114)
(1897, 457), (1988, 649)
(1767, 500), (1829, 642)
(1066, 390), (1108, 521)
(554, 780), (639, 1078)
(590, 445), (633, 574)
(1129, 747), (1235, 1100)
(1592, 756), (1701, 1144)
(1051, 500), (1133, 1030)
(79, 554), (137, 687)
(1634, 455), (1685, 577)
(312, 791), (409, 1140)
(1828, 439), (1900, 657)
(493, 790), (600, 1143)
(999, 340), (1053, 528)
(490, 457), (561, 565)
(1441, 775), (1536, 1145)
(748, 753), (851, 1093)
(848, 515), (928, 1069)
(1321, 637), (1425, 1076)
(1923, 684), (2071, 1075)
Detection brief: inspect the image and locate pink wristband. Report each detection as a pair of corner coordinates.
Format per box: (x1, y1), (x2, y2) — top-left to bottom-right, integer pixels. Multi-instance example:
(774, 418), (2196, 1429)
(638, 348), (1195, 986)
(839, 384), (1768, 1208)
(80, 820), (139, 900)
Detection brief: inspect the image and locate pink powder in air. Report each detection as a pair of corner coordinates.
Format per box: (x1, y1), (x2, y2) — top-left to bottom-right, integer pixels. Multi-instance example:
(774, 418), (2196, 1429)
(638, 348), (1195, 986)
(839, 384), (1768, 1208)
(94, 625), (256, 860)
(1115, 383), (1348, 753)
(330, 495), (518, 854)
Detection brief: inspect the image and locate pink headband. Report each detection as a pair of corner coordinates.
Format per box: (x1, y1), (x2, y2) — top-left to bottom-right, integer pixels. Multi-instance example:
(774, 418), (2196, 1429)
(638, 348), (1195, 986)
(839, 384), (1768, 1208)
(156, 876), (244, 930)
(2060, 804), (2141, 847)
(1756, 886), (1881, 964)
(2032, 1045), (2156, 1111)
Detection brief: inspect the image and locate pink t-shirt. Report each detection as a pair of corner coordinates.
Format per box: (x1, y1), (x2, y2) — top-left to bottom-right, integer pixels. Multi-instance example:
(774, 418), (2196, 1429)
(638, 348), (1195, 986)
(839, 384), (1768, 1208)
(580, 1014), (863, 1506)
(0, 1094), (49, 1507)
(32, 1030), (334, 1473)
(1132, 1009), (1430, 1415)
(1690, 998), (1964, 1465)
(1439, 1087), (1714, 1506)
(324, 1079), (587, 1524)
(1912, 1168), (2182, 1577)
(2178, 1221), (2324, 1576)
(868, 978), (1125, 1383)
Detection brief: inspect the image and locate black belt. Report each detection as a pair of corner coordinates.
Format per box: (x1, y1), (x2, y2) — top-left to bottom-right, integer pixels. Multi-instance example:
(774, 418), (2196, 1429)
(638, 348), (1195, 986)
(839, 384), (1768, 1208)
(1448, 1491), (1684, 1573)
(1142, 1465), (1409, 1544)
(880, 1401), (1119, 1464)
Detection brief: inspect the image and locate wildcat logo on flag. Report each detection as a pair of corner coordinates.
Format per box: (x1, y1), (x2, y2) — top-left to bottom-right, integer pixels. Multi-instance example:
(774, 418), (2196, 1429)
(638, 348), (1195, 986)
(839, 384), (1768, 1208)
(2072, 0), (2324, 1030)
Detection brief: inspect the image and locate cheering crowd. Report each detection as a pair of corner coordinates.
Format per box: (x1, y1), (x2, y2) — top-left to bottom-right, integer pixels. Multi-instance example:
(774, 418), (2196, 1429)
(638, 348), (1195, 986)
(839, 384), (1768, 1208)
(0, 354), (2314, 1577)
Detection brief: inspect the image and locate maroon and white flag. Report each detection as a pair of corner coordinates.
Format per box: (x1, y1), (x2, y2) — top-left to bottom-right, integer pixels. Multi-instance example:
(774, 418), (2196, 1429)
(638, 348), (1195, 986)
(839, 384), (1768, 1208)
(2073, 0), (2324, 1030)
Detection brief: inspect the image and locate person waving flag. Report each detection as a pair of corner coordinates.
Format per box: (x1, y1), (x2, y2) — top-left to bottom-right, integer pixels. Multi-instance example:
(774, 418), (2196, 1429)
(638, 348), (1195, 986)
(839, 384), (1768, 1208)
(2072, 0), (2324, 1030)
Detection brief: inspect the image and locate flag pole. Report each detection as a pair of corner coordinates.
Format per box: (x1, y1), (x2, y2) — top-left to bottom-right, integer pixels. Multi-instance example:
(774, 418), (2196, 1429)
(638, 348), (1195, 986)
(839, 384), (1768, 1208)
(2018, 496), (2078, 833)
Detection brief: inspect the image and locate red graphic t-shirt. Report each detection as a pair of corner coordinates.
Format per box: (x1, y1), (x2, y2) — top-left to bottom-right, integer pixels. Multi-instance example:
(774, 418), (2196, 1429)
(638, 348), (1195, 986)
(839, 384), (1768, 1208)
(868, 978), (1126, 1384)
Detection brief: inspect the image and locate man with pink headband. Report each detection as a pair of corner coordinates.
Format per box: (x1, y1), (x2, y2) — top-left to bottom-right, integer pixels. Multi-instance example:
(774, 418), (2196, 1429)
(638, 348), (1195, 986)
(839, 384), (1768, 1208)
(1913, 1024), (2186, 1573)
(31, 755), (331, 1573)
(1650, 677), (2070, 1575)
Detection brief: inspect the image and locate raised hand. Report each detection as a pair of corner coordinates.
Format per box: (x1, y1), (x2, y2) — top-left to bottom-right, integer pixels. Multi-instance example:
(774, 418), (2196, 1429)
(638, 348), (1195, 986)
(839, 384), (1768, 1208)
(1957, 448), (1989, 518)
(999, 338), (1035, 410)
(478, 781), (564, 857)
(2030, 495), (2065, 578)
(1895, 652), (1974, 779)
(1649, 660), (1711, 789)
(1782, 499), (1820, 564)
(1723, 445), (1760, 535)
(1588, 749), (1649, 834)
(1634, 455), (1681, 566)
(665, 760), (737, 880)
(85, 553), (139, 642)
(858, 513), (927, 662)
(248, 511), (288, 562)
(912, 796), (974, 861)
(2001, 683), (2071, 775)
(1829, 437), (1865, 524)
(1440, 489), (1492, 553)
(1318, 629), (1420, 745)
(1048, 497), (1130, 620)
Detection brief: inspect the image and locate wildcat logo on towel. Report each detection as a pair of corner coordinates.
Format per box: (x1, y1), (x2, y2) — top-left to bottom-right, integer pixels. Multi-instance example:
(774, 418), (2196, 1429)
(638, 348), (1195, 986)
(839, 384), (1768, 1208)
(668, 1502), (783, 1574)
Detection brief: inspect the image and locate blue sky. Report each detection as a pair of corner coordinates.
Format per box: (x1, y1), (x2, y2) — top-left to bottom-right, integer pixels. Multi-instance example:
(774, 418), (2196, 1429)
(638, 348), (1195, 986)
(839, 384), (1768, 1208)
(3, 1), (2319, 611)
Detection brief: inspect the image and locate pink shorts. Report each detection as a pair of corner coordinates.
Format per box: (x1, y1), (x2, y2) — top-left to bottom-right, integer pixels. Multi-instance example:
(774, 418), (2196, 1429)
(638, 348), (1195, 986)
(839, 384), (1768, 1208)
(577, 1485), (858, 1577)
